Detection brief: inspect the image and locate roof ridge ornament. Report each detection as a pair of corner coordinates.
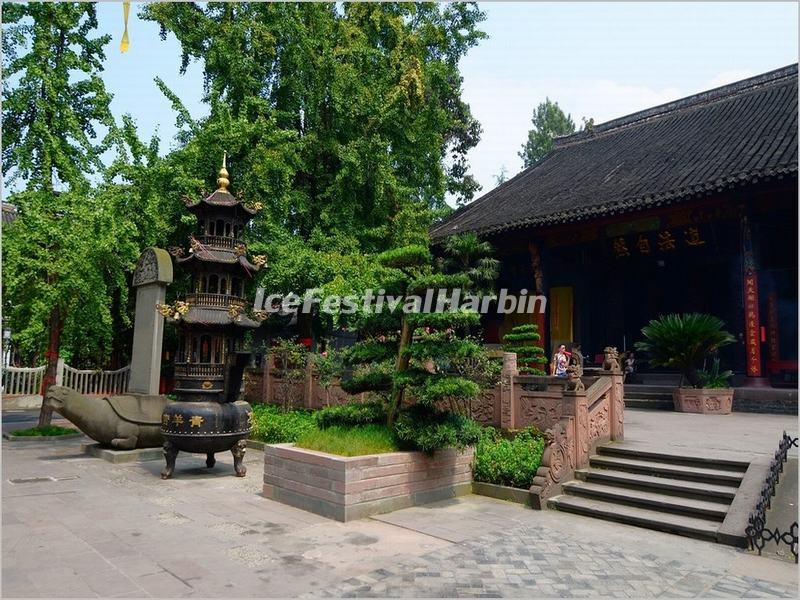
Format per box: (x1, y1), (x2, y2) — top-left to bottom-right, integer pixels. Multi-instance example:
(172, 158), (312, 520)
(216, 151), (230, 191)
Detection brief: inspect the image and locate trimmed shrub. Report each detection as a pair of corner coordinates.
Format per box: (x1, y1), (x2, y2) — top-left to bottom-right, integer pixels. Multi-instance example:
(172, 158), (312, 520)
(394, 405), (482, 453)
(376, 245), (431, 269)
(473, 427), (545, 489)
(315, 401), (387, 429)
(502, 323), (547, 375)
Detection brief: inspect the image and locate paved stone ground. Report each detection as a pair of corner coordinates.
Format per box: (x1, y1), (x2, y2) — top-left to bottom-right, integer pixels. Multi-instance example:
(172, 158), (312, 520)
(760, 457), (798, 563)
(2, 409), (798, 598)
(621, 409), (798, 459)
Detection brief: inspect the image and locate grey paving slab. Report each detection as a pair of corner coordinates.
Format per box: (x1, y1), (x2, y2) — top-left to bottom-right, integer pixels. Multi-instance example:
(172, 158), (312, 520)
(3, 409), (799, 598)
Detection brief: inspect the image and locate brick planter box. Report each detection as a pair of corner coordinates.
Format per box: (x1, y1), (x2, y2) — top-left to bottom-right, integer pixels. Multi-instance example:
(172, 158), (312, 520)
(263, 444), (474, 521)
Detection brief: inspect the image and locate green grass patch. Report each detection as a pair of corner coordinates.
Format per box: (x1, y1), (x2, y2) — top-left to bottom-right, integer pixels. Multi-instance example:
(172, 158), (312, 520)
(250, 404), (316, 444)
(295, 424), (400, 456)
(10, 425), (78, 437)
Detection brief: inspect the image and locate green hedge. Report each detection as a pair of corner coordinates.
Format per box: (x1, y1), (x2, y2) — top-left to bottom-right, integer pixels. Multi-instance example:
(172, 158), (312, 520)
(473, 427), (545, 489)
(314, 401), (386, 429)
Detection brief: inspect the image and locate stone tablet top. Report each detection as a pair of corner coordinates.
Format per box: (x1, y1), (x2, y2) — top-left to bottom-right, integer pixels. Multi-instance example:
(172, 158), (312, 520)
(133, 247), (174, 287)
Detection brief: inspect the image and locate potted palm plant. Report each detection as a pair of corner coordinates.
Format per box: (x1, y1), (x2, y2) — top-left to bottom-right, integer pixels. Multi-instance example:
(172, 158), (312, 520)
(635, 313), (736, 414)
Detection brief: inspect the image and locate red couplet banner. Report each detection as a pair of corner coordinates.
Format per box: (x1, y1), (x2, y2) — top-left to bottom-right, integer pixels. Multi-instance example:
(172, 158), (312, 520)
(743, 274), (761, 377)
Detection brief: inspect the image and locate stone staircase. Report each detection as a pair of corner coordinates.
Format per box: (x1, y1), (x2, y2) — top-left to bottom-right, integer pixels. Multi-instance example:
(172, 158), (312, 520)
(624, 384), (674, 410)
(548, 445), (750, 543)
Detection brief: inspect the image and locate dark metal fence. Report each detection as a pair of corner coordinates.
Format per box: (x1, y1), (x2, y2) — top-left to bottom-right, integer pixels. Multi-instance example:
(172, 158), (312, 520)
(745, 431), (798, 563)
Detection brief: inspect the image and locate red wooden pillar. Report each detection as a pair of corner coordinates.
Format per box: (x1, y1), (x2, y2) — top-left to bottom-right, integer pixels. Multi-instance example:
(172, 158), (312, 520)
(741, 215), (767, 386)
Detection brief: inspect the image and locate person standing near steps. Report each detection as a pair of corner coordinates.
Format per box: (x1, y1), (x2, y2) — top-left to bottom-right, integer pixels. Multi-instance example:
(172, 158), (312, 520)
(551, 344), (569, 377)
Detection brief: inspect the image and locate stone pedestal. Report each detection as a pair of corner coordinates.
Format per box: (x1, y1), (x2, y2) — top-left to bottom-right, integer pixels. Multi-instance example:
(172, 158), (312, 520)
(128, 248), (173, 394)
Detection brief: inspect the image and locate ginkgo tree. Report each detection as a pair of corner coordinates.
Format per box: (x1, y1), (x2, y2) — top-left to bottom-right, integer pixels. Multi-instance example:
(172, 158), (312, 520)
(2, 3), (136, 425)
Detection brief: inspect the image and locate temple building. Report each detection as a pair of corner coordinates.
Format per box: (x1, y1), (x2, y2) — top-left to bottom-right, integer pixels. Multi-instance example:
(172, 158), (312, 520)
(432, 65), (798, 387)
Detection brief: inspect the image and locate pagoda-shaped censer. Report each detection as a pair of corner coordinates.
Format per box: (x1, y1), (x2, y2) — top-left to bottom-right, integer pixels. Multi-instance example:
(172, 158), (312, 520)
(158, 154), (267, 479)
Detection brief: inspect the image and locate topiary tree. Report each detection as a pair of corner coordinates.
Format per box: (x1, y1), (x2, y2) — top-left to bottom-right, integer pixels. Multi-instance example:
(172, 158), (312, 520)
(502, 324), (548, 375)
(340, 244), (488, 451)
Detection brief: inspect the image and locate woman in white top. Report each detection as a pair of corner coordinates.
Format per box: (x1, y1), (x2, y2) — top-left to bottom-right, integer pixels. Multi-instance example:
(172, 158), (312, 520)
(551, 344), (569, 377)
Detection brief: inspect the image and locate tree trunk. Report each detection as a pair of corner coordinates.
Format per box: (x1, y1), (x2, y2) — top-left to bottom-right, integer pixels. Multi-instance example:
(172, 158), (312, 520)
(386, 316), (412, 427)
(38, 305), (63, 426)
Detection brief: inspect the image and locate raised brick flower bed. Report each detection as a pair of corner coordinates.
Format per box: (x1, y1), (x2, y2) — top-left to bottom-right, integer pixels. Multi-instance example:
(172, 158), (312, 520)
(263, 443), (474, 521)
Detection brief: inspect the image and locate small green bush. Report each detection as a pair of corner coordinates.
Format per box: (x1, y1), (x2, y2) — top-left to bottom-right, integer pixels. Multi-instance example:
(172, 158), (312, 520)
(315, 401), (386, 429)
(250, 404), (316, 443)
(10, 425), (78, 437)
(394, 405), (482, 453)
(473, 427), (545, 489)
(295, 424), (399, 456)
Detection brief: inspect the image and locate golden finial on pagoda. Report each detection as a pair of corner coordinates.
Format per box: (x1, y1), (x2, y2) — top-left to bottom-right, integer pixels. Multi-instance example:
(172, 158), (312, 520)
(216, 152), (230, 191)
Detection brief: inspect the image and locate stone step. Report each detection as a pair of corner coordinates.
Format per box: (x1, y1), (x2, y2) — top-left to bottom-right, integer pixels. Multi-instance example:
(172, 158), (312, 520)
(624, 398), (673, 410)
(547, 495), (720, 541)
(574, 468), (738, 501)
(597, 445), (750, 471)
(561, 480), (729, 520)
(628, 374), (683, 386)
(588, 455), (745, 486)
(624, 384), (676, 396)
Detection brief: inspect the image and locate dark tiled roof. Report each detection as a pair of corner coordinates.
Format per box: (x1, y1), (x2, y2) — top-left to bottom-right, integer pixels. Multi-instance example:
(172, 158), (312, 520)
(185, 189), (257, 215)
(181, 307), (261, 329)
(176, 248), (261, 273)
(432, 65), (798, 238)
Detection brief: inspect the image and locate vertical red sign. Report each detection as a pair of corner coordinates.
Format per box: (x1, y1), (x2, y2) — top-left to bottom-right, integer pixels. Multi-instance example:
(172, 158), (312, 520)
(766, 293), (780, 363)
(743, 274), (761, 377)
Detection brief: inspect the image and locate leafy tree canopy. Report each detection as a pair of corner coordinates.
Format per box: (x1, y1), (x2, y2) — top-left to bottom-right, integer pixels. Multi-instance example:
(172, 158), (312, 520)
(518, 98), (576, 168)
(142, 1), (486, 248)
(2, 1), (113, 191)
(2, 2), (141, 372)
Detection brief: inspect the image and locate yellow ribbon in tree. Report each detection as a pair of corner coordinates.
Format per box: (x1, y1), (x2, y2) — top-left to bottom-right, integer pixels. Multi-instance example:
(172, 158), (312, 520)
(120, 2), (130, 53)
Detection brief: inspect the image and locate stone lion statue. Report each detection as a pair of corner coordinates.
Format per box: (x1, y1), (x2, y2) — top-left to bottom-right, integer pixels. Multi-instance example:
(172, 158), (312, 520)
(602, 347), (620, 371)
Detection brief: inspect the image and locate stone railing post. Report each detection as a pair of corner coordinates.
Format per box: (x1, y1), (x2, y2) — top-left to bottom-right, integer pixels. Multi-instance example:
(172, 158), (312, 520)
(500, 352), (518, 430)
(529, 416), (576, 509)
(609, 370), (625, 440)
(54, 358), (65, 387)
(562, 388), (590, 469)
(602, 346), (625, 441)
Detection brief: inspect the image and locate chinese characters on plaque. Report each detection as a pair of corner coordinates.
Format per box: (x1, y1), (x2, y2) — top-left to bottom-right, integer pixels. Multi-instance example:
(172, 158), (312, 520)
(611, 226), (706, 259)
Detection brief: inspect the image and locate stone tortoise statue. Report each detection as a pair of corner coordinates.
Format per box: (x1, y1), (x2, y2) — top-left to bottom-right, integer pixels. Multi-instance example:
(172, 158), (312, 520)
(44, 386), (170, 449)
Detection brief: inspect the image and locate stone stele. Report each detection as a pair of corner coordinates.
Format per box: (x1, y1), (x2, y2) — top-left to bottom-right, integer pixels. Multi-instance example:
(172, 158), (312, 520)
(128, 247), (173, 395)
(43, 386), (168, 449)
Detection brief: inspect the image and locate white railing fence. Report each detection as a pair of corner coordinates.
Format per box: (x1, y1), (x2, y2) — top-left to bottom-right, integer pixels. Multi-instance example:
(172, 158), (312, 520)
(60, 363), (131, 396)
(1, 360), (131, 397)
(1, 365), (46, 396)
